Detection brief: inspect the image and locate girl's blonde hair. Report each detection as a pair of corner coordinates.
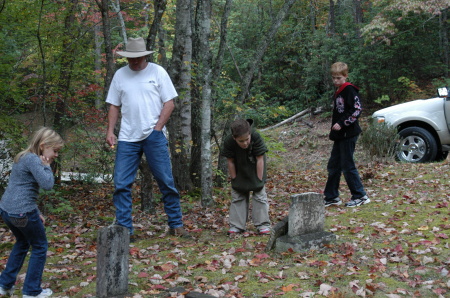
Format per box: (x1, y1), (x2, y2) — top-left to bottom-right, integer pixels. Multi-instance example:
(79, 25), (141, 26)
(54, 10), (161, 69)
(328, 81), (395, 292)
(14, 127), (64, 163)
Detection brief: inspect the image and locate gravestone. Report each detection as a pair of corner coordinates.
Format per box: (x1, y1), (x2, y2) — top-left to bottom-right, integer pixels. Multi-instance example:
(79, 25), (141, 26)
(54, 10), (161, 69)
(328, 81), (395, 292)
(270, 192), (336, 252)
(265, 215), (289, 252)
(96, 225), (130, 298)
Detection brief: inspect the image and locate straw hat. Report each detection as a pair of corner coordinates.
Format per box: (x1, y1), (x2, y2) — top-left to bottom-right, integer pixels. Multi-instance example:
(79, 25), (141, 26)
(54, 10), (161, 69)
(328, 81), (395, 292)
(116, 37), (155, 58)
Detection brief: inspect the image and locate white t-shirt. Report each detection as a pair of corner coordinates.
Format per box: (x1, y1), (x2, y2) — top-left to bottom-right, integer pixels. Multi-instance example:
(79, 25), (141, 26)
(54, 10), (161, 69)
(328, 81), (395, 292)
(106, 63), (178, 142)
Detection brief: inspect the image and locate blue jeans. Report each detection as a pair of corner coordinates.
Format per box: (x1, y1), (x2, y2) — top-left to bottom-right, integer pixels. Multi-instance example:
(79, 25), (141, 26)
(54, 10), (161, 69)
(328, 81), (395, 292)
(0, 208), (48, 296)
(113, 130), (183, 234)
(324, 136), (366, 200)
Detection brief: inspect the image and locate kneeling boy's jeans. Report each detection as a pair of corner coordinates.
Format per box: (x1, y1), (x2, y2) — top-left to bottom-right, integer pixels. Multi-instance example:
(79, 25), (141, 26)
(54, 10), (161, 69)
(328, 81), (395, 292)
(0, 208), (48, 296)
(229, 186), (271, 231)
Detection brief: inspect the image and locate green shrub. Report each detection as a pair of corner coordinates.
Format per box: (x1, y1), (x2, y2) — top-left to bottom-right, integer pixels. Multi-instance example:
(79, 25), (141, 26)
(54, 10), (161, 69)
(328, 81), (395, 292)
(39, 188), (74, 216)
(360, 121), (399, 162)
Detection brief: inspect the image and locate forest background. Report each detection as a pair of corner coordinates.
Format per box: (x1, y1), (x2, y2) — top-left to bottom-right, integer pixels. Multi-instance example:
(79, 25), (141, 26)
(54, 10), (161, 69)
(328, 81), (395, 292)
(0, 0), (449, 200)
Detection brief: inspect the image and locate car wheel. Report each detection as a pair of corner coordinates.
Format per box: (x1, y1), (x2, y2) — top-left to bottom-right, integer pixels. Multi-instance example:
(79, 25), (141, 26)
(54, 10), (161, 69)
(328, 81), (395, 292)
(396, 127), (437, 163)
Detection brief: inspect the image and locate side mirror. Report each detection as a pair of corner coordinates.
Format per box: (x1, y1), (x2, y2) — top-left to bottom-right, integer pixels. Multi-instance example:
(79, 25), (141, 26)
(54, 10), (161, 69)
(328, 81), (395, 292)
(438, 87), (449, 97)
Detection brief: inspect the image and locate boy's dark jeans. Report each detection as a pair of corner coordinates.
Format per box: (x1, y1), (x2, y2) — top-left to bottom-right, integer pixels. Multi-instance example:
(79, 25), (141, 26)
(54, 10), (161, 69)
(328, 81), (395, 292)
(324, 135), (366, 200)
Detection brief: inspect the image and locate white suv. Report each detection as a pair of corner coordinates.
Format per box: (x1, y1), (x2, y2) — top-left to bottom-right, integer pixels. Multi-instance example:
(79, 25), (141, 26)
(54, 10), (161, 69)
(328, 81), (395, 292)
(372, 88), (450, 163)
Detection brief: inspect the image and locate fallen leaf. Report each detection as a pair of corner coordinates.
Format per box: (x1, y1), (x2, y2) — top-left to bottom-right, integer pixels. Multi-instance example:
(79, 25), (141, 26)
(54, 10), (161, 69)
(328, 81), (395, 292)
(149, 274), (163, 284)
(297, 272), (310, 279)
(436, 233), (449, 239)
(137, 272), (149, 278)
(282, 284), (295, 292)
(318, 283), (337, 296)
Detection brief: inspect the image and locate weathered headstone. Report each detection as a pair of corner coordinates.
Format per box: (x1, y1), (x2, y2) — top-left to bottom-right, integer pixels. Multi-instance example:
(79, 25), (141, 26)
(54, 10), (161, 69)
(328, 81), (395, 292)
(288, 192), (324, 236)
(265, 215), (289, 252)
(96, 225), (130, 298)
(272, 192), (336, 252)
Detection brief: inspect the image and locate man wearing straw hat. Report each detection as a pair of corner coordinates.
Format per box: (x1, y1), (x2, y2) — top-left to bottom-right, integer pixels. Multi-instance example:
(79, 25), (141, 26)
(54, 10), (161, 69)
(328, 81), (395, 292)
(105, 37), (190, 239)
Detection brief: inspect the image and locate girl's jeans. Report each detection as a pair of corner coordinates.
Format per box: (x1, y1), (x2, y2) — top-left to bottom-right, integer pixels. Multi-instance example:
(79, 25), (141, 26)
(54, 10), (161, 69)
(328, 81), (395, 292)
(0, 208), (47, 296)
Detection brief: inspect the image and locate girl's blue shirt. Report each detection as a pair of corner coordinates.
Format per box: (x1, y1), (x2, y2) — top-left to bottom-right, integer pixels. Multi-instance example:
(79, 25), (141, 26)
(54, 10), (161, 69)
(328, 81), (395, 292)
(0, 153), (54, 214)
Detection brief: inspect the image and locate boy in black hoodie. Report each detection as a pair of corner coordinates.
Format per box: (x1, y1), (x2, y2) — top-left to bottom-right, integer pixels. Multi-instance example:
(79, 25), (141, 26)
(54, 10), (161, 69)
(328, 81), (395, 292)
(222, 119), (271, 234)
(324, 62), (370, 208)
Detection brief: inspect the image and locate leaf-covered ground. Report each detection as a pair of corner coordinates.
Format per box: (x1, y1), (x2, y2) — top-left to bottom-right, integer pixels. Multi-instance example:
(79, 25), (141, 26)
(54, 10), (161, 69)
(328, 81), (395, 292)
(0, 118), (449, 297)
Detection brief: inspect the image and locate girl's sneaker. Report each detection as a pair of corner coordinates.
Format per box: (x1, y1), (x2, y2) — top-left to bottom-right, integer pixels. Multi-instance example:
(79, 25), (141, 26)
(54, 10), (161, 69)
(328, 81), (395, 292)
(0, 285), (15, 296)
(227, 227), (243, 235)
(23, 288), (53, 297)
(259, 227), (271, 235)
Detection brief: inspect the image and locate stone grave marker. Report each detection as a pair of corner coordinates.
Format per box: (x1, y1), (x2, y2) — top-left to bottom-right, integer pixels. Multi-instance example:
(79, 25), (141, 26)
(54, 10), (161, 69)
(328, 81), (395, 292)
(266, 192), (336, 252)
(96, 225), (129, 298)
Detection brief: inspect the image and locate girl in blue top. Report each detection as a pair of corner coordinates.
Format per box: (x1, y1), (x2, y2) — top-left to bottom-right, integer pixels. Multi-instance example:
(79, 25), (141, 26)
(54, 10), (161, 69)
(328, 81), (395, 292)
(0, 127), (63, 298)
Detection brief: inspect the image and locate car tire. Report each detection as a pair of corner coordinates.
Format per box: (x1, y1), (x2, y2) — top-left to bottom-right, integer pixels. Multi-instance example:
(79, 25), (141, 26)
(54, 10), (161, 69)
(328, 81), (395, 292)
(396, 127), (437, 163)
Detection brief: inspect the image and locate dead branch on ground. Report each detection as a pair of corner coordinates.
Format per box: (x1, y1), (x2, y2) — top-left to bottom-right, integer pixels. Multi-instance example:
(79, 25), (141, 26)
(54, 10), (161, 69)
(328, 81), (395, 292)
(261, 107), (324, 131)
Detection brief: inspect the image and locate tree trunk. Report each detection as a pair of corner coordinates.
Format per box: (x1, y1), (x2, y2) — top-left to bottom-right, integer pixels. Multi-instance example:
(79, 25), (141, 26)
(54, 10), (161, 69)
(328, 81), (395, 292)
(157, 21), (169, 68)
(190, 1), (202, 189)
(96, 0), (115, 97)
(94, 23), (103, 108)
(36, 0), (49, 125)
(328, 0), (336, 35)
(215, 118), (232, 187)
(441, 8), (449, 77)
(353, 0), (364, 24)
(195, 0), (213, 206)
(212, 0), (233, 187)
(111, 0), (127, 42)
(190, 95), (201, 188)
(139, 156), (155, 213)
(310, 0), (316, 32)
(352, 0), (364, 38)
(211, 0), (233, 83)
(191, 0), (214, 203)
(167, 0), (194, 192)
(147, 0), (167, 63)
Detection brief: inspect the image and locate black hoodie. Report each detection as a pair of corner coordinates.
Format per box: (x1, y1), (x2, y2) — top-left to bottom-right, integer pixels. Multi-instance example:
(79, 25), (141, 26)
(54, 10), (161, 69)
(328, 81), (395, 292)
(329, 82), (363, 141)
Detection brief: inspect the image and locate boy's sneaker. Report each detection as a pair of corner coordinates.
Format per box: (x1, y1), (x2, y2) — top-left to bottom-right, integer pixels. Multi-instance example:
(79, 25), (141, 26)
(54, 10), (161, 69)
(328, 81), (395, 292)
(258, 227), (271, 235)
(23, 288), (53, 297)
(0, 285), (15, 296)
(345, 196), (370, 208)
(227, 227), (243, 235)
(324, 197), (342, 207)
